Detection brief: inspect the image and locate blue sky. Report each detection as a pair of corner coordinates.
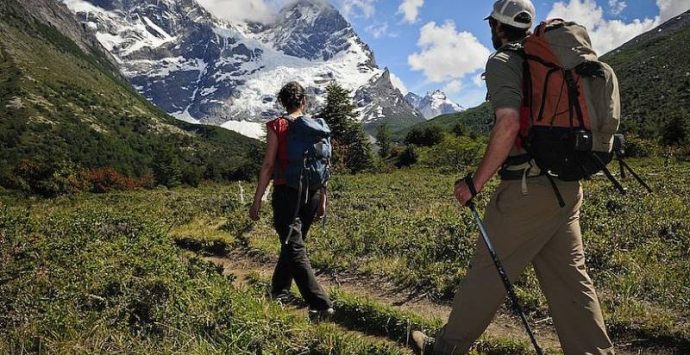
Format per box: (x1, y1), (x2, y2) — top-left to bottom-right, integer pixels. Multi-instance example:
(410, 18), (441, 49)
(335, 0), (690, 108)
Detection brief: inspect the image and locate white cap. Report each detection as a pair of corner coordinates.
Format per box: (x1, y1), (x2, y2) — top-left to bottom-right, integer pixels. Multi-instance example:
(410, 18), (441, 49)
(485, 0), (536, 29)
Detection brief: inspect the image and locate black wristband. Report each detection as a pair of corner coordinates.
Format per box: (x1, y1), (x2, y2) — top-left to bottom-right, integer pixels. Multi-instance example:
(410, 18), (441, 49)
(464, 174), (478, 198)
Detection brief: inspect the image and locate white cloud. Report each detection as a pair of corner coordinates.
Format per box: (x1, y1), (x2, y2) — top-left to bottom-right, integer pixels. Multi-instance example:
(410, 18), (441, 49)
(196, 0), (277, 23)
(442, 80), (463, 94)
(366, 22), (395, 39)
(547, 0), (659, 55)
(657, 0), (690, 22)
(340, 0), (377, 18)
(389, 72), (409, 94)
(407, 21), (491, 83)
(398, 0), (424, 24)
(472, 72), (485, 87)
(608, 0), (627, 16)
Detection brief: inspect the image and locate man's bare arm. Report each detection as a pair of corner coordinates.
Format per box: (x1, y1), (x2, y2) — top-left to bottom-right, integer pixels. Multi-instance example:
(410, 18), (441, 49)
(455, 107), (521, 205)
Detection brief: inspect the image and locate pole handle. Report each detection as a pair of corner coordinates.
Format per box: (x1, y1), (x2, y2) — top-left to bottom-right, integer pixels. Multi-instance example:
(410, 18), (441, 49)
(456, 173), (478, 207)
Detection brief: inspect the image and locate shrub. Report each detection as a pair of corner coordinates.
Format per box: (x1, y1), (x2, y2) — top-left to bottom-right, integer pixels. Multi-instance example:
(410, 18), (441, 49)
(621, 134), (661, 158)
(396, 145), (418, 167)
(4, 159), (82, 196)
(81, 167), (141, 193)
(452, 122), (469, 137)
(405, 126), (444, 147)
(182, 165), (203, 187)
(153, 146), (182, 188)
(421, 135), (485, 170)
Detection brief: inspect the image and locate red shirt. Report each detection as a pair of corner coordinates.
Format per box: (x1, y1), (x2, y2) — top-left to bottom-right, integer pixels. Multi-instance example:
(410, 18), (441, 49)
(267, 117), (290, 185)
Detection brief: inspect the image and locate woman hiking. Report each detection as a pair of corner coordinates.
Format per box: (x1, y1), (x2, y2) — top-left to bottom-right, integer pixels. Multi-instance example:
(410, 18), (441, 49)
(249, 81), (334, 319)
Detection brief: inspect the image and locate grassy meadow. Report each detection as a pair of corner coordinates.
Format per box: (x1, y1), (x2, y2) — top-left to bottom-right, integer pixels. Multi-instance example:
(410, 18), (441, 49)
(1, 158), (688, 354)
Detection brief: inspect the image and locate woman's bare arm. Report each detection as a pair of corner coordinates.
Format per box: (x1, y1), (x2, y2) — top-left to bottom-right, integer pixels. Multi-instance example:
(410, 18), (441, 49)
(250, 129), (278, 220)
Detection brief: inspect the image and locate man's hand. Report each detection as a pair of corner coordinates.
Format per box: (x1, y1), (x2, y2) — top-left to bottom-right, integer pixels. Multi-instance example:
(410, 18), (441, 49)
(315, 193), (327, 220)
(455, 180), (476, 207)
(249, 201), (261, 221)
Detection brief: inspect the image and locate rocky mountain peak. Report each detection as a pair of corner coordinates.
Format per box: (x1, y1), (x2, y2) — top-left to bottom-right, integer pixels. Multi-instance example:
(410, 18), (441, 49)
(405, 90), (464, 120)
(257, 0), (367, 63)
(354, 68), (425, 126)
(430, 89), (446, 98)
(279, 0), (336, 19)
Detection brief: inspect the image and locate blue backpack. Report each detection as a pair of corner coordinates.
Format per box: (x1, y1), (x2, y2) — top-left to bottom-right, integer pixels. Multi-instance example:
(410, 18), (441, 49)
(283, 115), (332, 191)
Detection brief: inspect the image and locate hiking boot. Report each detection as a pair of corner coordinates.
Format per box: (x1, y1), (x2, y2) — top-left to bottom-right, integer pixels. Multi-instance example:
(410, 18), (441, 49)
(270, 291), (294, 304)
(411, 330), (435, 355)
(308, 307), (335, 323)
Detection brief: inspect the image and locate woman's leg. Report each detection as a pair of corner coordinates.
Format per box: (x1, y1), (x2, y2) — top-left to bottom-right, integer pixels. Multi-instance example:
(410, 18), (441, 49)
(271, 185), (294, 296)
(290, 189), (332, 309)
(271, 251), (293, 297)
(272, 186), (331, 310)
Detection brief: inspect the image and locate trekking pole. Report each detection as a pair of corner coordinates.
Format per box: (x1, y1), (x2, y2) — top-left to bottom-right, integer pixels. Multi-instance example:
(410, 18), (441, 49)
(460, 174), (544, 355)
(617, 157), (653, 193)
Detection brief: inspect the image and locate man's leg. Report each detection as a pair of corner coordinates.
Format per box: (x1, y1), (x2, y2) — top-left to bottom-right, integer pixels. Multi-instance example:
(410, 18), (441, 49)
(434, 179), (567, 354)
(532, 203), (614, 354)
(433, 240), (532, 354)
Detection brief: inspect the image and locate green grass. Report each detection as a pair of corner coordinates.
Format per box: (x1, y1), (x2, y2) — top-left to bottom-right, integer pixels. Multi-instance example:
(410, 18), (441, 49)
(245, 274), (533, 355)
(194, 161), (689, 351)
(1, 159), (688, 353)
(0, 190), (409, 354)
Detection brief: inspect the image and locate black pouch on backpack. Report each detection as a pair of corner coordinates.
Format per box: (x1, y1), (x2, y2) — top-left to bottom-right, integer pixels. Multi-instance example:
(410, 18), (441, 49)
(526, 126), (613, 181)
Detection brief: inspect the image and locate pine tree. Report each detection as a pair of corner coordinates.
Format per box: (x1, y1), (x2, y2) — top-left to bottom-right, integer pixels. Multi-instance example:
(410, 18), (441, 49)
(662, 115), (690, 146)
(319, 82), (358, 142)
(347, 125), (374, 173)
(153, 145), (182, 187)
(375, 124), (392, 158)
(318, 81), (373, 173)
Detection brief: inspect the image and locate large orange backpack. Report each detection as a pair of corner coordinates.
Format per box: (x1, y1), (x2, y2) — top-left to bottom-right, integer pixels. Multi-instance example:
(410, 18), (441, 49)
(516, 19), (621, 182)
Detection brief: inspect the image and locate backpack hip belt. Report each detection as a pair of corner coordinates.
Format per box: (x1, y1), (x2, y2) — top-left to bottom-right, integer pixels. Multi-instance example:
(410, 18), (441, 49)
(499, 154), (544, 195)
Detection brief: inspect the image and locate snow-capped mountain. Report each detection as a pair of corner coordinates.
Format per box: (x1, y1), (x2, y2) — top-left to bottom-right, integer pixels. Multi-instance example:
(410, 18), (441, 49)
(355, 69), (424, 124)
(405, 90), (464, 120)
(63, 0), (423, 138)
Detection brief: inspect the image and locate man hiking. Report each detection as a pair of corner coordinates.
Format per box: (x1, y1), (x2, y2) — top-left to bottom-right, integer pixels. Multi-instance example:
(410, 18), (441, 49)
(412, 0), (615, 354)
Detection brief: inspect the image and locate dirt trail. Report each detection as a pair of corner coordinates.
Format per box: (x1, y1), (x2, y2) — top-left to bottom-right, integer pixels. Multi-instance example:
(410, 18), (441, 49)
(205, 255), (411, 353)
(205, 252), (676, 355)
(205, 254), (563, 353)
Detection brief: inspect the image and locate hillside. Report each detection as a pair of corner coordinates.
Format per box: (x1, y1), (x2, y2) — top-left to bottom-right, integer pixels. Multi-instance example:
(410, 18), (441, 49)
(394, 102), (492, 141)
(601, 10), (690, 144)
(0, 0), (260, 195)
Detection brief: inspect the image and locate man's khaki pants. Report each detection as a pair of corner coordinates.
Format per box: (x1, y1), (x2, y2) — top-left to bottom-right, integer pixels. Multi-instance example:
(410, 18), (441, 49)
(434, 177), (614, 355)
